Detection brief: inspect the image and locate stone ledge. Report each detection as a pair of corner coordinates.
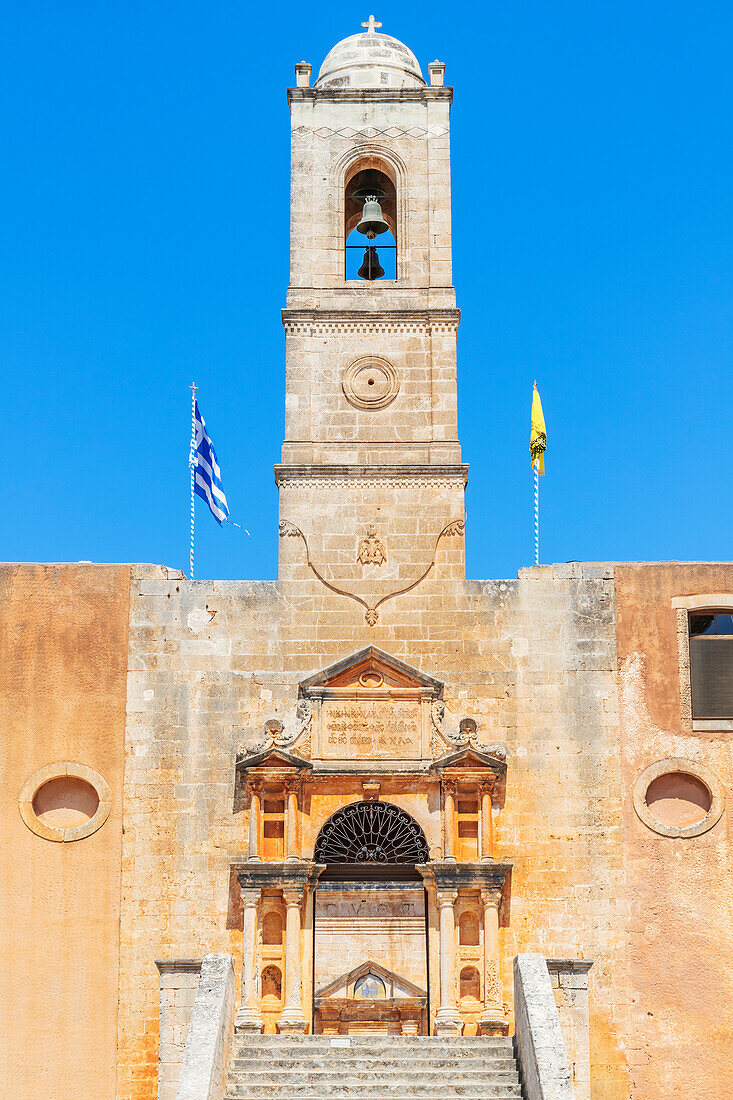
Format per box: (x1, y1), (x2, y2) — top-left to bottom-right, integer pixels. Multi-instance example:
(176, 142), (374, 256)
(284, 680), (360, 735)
(274, 463), (469, 486)
(288, 87), (453, 103)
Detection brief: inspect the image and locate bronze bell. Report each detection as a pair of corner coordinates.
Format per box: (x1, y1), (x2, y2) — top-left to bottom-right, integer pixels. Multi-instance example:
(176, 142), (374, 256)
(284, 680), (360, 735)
(357, 247), (385, 280)
(356, 196), (389, 239)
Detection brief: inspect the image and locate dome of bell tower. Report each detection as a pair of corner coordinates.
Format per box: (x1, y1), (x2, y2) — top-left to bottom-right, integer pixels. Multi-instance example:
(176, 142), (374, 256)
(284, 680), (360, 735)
(314, 16), (425, 90)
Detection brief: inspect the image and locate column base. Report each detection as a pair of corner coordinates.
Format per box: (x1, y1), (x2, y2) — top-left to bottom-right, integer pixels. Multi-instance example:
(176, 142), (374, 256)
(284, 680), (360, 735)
(235, 1008), (264, 1034)
(477, 1009), (508, 1037)
(279, 1009), (308, 1035)
(434, 1008), (463, 1036)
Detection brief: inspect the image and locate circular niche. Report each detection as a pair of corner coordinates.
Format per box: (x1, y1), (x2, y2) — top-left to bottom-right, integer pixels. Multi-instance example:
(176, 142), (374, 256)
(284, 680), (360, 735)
(633, 758), (725, 838)
(19, 762), (111, 842)
(342, 356), (400, 410)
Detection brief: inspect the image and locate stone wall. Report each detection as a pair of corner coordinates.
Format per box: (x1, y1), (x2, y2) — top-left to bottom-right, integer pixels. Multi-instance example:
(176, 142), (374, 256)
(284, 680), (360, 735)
(0, 564), (130, 1100)
(614, 563), (733, 1100)
(115, 560), (628, 1098)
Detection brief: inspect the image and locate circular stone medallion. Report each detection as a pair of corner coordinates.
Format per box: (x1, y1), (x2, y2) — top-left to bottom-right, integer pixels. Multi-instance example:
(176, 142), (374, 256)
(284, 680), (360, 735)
(342, 356), (400, 410)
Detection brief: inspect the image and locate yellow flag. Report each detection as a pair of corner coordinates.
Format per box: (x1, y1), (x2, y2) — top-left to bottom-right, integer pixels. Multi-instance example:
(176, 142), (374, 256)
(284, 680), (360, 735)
(530, 382), (546, 475)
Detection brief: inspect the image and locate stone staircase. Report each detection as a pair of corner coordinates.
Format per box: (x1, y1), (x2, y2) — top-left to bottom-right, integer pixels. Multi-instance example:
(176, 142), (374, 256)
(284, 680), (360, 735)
(225, 1034), (523, 1098)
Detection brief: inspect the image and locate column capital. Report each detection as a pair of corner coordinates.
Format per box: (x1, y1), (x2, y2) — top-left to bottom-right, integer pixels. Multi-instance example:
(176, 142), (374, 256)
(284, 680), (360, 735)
(441, 776), (459, 795)
(239, 886), (262, 908)
(477, 776), (497, 797)
(283, 888), (303, 908)
(480, 886), (503, 910)
(436, 889), (458, 909)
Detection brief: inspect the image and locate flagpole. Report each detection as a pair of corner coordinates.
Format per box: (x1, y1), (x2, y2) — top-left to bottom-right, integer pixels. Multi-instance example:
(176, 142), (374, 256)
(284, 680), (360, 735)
(534, 460), (539, 566)
(189, 382), (197, 580)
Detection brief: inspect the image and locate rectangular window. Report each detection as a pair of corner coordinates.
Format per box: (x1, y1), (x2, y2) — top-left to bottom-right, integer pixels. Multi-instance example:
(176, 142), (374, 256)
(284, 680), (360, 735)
(689, 612), (733, 718)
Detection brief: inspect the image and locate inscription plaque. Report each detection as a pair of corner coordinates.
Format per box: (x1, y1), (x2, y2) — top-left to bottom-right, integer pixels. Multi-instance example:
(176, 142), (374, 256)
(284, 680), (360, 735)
(322, 699), (421, 760)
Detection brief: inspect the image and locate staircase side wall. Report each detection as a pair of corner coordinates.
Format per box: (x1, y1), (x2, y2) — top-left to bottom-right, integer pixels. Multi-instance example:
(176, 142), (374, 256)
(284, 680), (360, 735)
(513, 954), (575, 1100)
(175, 953), (235, 1100)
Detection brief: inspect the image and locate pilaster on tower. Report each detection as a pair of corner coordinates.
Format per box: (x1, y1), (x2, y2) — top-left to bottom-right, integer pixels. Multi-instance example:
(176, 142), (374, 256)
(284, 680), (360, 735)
(276, 21), (467, 600)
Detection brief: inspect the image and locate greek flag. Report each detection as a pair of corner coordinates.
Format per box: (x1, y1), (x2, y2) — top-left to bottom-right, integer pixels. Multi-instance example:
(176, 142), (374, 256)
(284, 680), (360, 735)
(191, 401), (230, 524)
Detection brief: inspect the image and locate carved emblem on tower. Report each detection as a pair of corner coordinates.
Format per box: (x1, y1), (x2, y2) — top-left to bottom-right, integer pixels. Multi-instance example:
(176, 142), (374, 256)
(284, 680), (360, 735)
(356, 525), (387, 566)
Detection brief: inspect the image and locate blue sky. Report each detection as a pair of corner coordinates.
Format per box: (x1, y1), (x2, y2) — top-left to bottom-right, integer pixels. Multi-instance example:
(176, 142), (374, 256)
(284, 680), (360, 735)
(2, 1), (731, 580)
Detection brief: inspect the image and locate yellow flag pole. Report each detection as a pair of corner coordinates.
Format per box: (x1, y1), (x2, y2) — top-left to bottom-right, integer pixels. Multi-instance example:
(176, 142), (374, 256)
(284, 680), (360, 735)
(530, 379), (546, 567)
(534, 458), (539, 566)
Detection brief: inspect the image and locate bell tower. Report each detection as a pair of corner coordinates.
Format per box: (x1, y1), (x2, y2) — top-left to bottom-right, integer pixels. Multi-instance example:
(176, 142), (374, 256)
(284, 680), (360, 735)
(277, 18), (467, 617)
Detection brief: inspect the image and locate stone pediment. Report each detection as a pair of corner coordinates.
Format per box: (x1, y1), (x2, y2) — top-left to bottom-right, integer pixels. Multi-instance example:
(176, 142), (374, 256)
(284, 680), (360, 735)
(432, 745), (507, 778)
(298, 647), (442, 767)
(315, 959), (427, 1003)
(300, 646), (443, 697)
(235, 746), (313, 774)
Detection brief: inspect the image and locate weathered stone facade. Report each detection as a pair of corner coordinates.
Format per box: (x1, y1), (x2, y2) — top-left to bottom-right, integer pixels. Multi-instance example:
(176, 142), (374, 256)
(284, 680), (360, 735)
(3, 20), (733, 1100)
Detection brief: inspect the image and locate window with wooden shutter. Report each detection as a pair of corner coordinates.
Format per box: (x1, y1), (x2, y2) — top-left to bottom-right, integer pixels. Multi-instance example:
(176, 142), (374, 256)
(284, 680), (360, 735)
(689, 612), (733, 718)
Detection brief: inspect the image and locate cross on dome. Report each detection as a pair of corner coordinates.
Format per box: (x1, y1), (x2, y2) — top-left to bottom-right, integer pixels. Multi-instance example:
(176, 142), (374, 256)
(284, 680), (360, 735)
(361, 15), (382, 34)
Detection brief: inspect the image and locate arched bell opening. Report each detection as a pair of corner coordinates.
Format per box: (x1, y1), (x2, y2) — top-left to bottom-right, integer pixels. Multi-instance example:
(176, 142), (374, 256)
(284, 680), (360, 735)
(344, 163), (397, 281)
(314, 799), (429, 882)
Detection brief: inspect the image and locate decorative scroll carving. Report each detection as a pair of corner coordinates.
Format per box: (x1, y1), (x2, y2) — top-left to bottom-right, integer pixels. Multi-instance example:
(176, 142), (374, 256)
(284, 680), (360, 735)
(279, 517), (465, 626)
(430, 702), (506, 761)
(240, 700), (313, 757)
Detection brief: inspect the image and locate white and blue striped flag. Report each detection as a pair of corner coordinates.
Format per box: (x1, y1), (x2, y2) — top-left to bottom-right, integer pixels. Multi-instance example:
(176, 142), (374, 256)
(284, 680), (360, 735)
(190, 400), (230, 524)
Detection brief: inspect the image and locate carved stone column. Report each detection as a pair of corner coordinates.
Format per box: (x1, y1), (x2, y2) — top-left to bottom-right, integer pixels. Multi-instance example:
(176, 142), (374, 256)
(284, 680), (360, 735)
(477, 887), (506, 1035)
(235, 888), (263, 1033)
(284, 780), (300, 862)
(442, 780), (457, 863)
(279, 889), (307, 1033)
(435, 890), (462, 1036)
(479, 781), (494, 863)
(247, 783), (261, 862)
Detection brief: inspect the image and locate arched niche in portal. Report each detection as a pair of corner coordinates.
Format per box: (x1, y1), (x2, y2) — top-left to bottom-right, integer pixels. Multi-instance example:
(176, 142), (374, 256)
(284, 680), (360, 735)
(459, 966), (481, 1002)
(262, 910), (284, 946)
(459, 912), (480, 947)
(261, 964), (282, 1001)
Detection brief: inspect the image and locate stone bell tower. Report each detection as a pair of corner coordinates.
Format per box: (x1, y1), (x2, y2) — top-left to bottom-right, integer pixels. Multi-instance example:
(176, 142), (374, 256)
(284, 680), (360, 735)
(276, 18), (467, 624)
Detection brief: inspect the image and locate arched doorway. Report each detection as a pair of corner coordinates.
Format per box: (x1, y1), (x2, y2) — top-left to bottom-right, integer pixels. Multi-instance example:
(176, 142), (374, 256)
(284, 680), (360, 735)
(314, 800), (429, 878)
(312, 801), (430, 1034)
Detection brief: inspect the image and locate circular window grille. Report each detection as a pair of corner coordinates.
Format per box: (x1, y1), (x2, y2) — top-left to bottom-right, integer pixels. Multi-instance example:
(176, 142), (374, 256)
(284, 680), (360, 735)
(314, 801), (429, 864)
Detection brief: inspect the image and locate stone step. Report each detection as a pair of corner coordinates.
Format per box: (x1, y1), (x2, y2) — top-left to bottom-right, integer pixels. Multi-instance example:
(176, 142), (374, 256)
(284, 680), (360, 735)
(224, 1078), (519, 1095)
(225, 1034), (523, 1100)
(231, 1041), (514, 1054)
(231, 1055), (517, 1071)
(224, 1086), (519, 1095)
(227, 1070), (520, 1083)
(233, 1036), (513, 1046)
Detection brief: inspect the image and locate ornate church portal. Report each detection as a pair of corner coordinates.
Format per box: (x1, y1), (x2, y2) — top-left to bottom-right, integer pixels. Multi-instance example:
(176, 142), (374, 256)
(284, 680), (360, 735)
(313, 802), (430, 1035)
(235, 648), (511, 1037)
(230, 17), (513, 1040)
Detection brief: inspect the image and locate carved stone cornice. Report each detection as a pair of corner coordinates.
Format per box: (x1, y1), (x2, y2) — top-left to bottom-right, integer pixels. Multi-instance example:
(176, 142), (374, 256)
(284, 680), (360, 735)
(235, 860), (325, 901)
(417, 861), (511, 895)
(274, 463), (468, 486)
(281, 308), (460, 328)
(287, 86), (454, 104)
